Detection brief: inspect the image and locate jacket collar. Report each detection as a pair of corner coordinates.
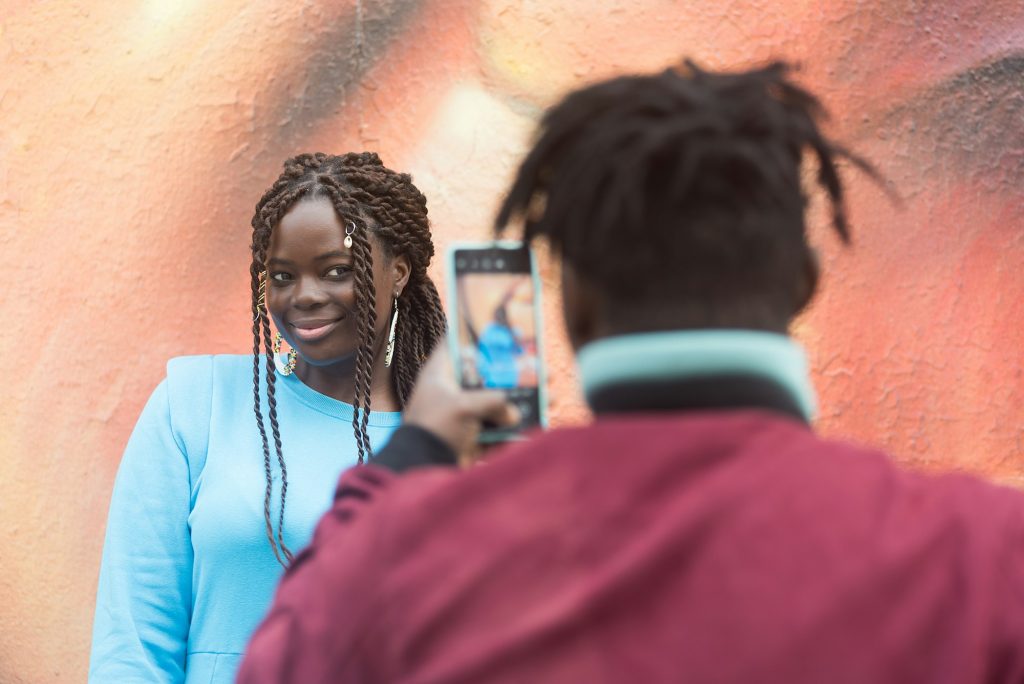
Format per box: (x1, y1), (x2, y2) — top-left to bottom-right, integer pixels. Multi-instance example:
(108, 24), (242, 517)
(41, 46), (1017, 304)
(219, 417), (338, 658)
(577, 330), (816, 423)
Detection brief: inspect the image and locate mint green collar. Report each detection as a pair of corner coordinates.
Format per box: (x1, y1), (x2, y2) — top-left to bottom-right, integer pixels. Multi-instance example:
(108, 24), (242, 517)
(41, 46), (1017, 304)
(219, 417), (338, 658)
(577, 330), (816, 420)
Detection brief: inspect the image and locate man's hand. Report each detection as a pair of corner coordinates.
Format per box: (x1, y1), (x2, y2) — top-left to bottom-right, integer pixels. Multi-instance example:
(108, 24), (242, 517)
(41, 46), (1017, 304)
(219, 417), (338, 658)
(402, 346), (520, 465)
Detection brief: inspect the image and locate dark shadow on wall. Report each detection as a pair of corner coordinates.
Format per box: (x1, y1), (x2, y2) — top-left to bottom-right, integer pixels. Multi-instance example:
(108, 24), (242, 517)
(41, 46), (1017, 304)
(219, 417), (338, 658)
(872, 53), (1024, 190)
(253, 0), (425, 155)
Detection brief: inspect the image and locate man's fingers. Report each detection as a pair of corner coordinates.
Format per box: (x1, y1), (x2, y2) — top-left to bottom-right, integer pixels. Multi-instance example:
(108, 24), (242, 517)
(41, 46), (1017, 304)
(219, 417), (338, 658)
(459, 390), (521, 428)
(487, 400), (522, 429)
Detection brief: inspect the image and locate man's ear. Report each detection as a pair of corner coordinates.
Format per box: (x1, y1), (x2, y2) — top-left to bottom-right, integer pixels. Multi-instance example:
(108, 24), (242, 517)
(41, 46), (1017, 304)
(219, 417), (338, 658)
(795, 248), (820, 313)
(391, 253), (412, 297)
(561, 261), (604, 352)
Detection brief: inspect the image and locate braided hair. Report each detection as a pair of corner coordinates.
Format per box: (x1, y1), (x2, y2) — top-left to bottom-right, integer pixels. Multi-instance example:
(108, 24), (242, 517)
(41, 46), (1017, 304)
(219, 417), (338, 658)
(496, 60), (882, 330)
(249, 152), (445, 566)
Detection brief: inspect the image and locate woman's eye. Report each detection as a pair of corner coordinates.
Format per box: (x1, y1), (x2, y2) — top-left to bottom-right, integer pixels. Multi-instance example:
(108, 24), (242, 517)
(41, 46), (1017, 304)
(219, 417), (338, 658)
(326, 265), (351, 278)
(270, 272), (291, 282)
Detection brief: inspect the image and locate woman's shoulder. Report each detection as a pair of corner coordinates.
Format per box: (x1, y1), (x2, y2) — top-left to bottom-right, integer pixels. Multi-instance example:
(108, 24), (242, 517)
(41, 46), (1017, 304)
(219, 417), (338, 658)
(164, 354), (256, 389)
(162, 354), (254, 421)
(157, 355), (256, 467)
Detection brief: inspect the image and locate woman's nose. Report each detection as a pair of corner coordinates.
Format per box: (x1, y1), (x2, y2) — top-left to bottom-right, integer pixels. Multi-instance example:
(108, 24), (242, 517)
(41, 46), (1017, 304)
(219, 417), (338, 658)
(293, 276), (329, 308)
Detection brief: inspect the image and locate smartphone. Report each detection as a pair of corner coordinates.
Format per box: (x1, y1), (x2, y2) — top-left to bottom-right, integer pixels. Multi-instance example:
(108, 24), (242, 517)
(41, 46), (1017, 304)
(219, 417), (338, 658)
(446, 241), (547, 442)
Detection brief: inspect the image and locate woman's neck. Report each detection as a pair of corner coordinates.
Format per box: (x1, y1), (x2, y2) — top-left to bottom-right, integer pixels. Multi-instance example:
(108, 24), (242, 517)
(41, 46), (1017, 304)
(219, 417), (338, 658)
(294, 346), (400, 412)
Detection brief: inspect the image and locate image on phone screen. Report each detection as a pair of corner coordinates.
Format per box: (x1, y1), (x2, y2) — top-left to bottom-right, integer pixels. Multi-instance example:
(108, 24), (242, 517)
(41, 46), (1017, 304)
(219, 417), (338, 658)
(452, 246), (543, 431)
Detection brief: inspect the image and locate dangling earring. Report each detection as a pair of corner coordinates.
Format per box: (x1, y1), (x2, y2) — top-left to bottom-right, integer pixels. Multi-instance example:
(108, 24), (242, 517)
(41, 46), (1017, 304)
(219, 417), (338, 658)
(344, 221), (356, 249)
(384, 298), (399, 368)
(273, 333), (298, 375)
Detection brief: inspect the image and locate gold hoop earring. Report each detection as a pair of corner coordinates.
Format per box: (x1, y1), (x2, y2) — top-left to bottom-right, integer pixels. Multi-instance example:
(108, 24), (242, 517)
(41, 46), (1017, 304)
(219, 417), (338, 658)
(384, 298), (399, 368)
(273, 333), (298, 376)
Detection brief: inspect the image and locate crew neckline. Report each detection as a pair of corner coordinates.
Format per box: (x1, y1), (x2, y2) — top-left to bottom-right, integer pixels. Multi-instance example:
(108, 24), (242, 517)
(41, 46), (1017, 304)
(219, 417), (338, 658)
(275, 356), (404, 427)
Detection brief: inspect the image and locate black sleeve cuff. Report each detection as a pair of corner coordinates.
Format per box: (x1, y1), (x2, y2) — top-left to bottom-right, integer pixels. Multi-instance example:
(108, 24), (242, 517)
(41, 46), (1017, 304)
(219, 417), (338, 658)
(370, 424), (457, 473)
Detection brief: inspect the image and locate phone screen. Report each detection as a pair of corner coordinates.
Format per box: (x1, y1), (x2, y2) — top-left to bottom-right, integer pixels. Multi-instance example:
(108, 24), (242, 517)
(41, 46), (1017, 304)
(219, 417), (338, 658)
(451, 244), (543, 434)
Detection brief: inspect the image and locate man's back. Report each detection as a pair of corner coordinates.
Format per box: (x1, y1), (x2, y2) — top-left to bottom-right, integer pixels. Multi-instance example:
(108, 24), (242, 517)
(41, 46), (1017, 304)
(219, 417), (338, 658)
(244, 411), (1024, 683)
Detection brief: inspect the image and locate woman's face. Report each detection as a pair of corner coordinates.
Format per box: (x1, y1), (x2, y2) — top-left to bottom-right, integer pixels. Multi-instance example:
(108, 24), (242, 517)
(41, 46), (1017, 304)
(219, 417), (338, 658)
(265, 196), (409, 368)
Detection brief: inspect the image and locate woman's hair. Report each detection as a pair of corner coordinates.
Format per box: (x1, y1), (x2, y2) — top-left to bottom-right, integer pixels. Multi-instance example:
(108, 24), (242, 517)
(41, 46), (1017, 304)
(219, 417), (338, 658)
(496, 60), (883, 329)
(493, 303), (510, 329)
(249, 152), (446, 566)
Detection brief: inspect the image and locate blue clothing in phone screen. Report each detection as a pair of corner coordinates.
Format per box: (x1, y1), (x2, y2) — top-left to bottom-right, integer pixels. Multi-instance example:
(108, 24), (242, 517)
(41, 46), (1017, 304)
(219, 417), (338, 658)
(476, 322), (523, 388)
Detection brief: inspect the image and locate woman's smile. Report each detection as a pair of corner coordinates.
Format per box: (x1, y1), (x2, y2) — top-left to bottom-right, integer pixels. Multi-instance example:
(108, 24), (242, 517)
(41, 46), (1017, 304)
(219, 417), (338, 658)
(289, 317), (344, 343)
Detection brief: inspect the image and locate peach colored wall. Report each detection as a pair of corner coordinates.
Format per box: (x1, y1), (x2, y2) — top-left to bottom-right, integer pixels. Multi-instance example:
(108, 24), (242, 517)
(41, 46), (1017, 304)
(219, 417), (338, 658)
(1, 1), (1022, 681)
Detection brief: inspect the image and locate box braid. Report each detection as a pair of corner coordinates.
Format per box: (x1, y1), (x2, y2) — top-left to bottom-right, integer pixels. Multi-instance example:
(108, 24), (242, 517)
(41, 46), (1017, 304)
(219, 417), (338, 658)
(249, 152), (445, 566)
(496, 60), (885, 323)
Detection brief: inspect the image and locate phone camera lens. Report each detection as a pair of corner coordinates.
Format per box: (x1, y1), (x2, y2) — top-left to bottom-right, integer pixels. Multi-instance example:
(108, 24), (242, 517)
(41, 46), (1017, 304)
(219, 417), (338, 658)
(482, 258), (492, 269)
(456, 258), (467, 269)
(495, 258), (505, 269)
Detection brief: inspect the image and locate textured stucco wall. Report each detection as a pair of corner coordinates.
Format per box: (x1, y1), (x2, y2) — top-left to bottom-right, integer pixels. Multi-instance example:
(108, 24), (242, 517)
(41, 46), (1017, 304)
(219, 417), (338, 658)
(1, 1), (1022, 681)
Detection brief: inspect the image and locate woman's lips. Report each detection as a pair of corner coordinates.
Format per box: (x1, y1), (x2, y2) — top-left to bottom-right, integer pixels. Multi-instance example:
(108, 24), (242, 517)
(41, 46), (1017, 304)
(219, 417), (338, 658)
(290, 318), (342, 343)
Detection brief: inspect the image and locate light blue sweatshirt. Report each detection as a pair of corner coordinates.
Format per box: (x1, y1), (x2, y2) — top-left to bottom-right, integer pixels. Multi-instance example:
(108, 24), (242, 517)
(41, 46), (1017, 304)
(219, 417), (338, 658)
(89, 355), (401, 683)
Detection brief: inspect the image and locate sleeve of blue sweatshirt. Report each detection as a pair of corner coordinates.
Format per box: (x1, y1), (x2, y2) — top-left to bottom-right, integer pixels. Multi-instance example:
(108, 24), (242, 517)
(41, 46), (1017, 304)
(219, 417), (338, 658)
(89, 375), (196, 683)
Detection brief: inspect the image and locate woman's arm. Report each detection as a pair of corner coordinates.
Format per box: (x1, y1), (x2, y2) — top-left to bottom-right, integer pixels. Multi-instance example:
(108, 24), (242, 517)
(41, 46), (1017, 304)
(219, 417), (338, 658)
(89, 379), (193, 683)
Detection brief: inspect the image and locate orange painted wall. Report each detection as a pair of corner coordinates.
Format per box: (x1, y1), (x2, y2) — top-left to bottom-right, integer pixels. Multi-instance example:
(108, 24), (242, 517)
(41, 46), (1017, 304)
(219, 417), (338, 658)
(1, 1), (1022, 681)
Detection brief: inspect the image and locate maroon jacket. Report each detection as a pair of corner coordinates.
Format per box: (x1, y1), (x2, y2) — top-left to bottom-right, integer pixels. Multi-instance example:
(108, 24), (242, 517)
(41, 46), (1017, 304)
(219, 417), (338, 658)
(238, 411), (1024, 683)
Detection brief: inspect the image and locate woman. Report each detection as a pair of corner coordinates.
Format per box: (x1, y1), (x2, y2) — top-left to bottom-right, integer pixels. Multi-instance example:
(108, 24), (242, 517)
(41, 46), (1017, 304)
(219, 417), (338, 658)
(476, 298), (525, 389)
(89, 152), (447, 683)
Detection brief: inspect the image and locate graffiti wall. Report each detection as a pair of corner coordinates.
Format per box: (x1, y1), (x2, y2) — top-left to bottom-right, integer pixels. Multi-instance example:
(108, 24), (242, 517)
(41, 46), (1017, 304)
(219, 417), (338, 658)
(1, 1), (1021, 680)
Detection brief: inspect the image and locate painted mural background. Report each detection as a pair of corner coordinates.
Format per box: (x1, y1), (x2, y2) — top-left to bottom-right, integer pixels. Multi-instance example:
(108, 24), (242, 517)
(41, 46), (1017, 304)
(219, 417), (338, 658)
(1, 1), (1022, 680)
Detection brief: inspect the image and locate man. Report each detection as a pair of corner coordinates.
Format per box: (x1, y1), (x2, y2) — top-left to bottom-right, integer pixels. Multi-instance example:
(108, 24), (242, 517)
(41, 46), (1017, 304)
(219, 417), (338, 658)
(237, 61), (1024, 683)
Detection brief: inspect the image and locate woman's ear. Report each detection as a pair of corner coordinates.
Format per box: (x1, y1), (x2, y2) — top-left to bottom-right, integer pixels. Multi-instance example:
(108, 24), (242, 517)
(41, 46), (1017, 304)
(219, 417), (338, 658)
(391, 253), (412, 297)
